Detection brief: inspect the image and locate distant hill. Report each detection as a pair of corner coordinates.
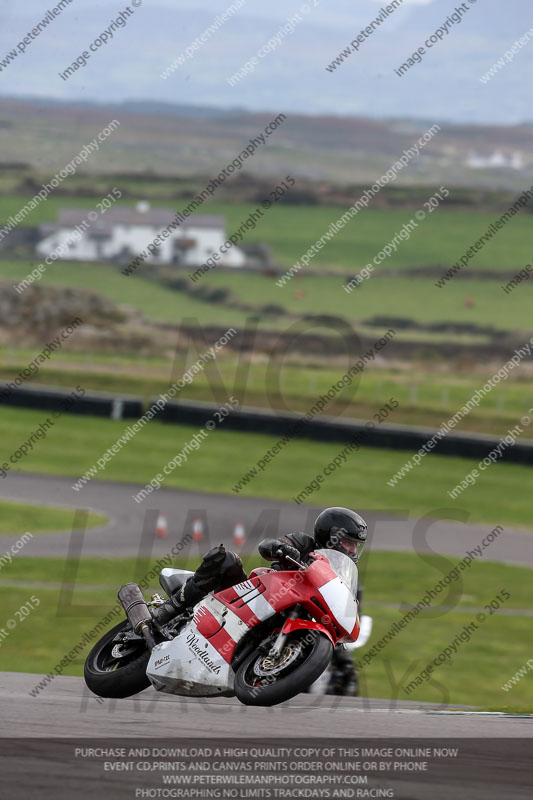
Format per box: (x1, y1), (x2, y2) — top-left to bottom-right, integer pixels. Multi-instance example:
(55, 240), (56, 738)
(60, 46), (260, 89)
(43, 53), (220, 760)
(0, 96), (245, 119)
(0, 96), (532, 189)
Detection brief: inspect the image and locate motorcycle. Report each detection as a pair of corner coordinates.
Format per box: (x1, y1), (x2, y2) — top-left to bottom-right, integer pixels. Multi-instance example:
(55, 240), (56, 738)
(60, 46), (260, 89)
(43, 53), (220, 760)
(84, 548), (363, 707)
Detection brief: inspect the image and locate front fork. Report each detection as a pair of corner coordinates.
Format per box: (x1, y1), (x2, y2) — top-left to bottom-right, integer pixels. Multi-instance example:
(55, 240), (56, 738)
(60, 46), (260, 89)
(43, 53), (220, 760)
(268, 606), (301, 658)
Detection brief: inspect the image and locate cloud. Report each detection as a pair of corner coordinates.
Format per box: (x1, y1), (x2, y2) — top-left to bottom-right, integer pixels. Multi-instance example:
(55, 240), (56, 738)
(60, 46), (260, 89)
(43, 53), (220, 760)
(370, 0), (436, 4)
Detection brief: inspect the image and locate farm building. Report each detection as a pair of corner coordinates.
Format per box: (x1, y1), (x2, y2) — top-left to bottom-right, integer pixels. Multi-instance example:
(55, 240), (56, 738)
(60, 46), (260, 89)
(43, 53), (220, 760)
(35, 203), (246, 268)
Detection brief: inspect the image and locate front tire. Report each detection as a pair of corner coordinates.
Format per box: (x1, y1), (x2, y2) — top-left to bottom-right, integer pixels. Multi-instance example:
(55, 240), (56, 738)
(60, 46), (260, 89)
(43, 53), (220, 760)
(234, 630), (333, 706)
(84, 620), (151, 699)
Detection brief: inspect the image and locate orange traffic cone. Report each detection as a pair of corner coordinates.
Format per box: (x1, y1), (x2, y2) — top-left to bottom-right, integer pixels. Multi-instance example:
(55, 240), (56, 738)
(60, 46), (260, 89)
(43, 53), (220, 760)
(193, 517), (204, 543)
(156, 512), (168, 539)
(233, 521), (245, 548)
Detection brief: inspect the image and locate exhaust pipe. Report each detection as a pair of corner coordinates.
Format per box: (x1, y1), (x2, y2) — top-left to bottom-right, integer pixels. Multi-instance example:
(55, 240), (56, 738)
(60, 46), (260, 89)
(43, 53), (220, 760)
(118, 583), (157, 650)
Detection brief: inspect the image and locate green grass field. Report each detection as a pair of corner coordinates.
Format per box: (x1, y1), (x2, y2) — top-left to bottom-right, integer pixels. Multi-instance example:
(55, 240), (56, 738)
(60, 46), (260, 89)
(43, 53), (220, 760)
(1, 195), (532, 271)
(2, 193), (531, 344)
(202, 269), (533, 330)
(147, 203), (533, 273)
(0, 259), (254, 330)
(0, 554), (530, 710)
(1, 406), (532, 528)
(0, 500), (107, 535)
(1, 351), (532, 438)
(0, 256), (530, 335)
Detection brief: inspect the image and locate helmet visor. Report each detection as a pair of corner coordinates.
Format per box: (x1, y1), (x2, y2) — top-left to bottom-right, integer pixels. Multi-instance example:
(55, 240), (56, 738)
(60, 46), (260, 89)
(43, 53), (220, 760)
(340, 536), (365, 563)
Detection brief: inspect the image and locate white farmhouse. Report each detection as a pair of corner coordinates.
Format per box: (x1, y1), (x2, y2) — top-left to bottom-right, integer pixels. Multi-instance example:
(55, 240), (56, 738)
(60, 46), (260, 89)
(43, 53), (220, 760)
(36, 203), (246, 268)
(466, 151), (524, 170)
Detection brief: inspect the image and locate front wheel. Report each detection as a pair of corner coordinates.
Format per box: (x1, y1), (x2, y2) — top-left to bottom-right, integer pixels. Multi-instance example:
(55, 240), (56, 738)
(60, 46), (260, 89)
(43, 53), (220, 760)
(234, 630), (333, 706)
(84, 619), (151, 699)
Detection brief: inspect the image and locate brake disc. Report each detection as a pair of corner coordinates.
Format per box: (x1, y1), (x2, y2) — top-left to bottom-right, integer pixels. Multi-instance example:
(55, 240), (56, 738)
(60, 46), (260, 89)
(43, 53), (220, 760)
(253, 641), (302, 677)
(111, 643), (136, 659)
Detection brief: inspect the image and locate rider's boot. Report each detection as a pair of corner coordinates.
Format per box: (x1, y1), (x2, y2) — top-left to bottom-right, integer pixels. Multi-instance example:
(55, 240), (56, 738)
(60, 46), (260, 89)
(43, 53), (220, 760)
(356, 585), (363, 615)
(329, 645), (358, 696)
(151, 578), (205, 625)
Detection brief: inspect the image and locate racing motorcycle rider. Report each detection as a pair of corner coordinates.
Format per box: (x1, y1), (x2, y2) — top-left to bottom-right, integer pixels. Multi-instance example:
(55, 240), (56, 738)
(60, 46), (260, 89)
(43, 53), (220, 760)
(259, 506), (367, 696)
(152, 506), (367, 693)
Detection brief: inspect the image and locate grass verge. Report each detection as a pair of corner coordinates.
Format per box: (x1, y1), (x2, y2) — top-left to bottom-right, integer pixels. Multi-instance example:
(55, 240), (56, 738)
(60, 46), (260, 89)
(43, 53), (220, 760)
(1, 358), (532, 438)
(0, 500), (107, 535)
(1, 406), (532, 529)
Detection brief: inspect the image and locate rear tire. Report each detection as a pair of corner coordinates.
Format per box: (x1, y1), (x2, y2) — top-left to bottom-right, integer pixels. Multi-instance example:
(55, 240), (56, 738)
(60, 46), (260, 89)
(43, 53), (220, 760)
(234, 630), (333, 707)
(84, 620), (151, 699)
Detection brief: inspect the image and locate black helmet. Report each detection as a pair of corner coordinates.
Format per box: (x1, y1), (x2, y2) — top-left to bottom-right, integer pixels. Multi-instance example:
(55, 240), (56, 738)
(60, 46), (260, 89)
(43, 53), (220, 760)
(313, 507), (367, 563)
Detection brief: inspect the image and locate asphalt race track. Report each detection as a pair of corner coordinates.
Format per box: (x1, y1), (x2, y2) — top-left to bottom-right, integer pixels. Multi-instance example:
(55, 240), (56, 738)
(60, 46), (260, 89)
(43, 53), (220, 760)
(0, 671), (531, 800)
(2, 672), (532, 738)
(1, 474), (532, 741)
(1, 473), (532, 797)
(1, 673), (532, 799)
(1, 471), (532, 564)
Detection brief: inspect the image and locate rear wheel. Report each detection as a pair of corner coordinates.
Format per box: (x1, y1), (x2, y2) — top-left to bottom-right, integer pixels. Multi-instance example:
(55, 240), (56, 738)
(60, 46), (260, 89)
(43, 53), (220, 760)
(84, 619), (151, 699)
(234, 630), (333, 706)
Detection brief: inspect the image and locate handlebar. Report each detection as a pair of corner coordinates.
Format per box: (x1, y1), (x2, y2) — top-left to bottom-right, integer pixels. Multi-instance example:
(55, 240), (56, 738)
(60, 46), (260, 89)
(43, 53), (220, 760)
(274, 549), (307, 570)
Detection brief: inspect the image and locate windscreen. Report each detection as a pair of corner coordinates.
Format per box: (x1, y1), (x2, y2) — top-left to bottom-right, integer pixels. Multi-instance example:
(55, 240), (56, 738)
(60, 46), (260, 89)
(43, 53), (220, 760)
(313, 549), (358, 596)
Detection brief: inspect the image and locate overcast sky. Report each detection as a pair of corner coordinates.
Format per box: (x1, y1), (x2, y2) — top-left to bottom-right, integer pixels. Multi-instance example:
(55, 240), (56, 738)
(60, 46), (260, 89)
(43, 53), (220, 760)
(0, 0), (531, 123)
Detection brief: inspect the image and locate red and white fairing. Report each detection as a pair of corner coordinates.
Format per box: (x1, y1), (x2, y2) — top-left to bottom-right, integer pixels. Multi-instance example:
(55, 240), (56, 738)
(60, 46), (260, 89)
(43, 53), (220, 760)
(147, 550), (360, 697)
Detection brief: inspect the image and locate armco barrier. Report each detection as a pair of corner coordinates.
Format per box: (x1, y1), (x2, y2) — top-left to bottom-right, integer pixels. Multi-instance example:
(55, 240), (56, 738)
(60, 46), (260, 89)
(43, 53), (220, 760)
(156, 399), (533, 465)
(0, 384), (143, 419)
(2, 384), (533, 464)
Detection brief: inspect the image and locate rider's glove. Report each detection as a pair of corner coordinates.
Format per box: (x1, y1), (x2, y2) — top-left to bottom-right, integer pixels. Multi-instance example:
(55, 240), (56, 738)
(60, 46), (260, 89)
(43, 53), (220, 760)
(273, 541), (301, 565)
(193, 544), (227, 588)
